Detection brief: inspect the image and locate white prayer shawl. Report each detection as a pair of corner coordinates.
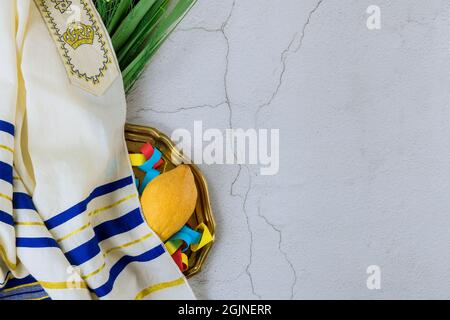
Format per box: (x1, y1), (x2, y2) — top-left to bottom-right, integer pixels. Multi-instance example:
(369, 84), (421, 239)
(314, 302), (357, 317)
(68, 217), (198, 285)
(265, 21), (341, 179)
(0, 0), (195, 300)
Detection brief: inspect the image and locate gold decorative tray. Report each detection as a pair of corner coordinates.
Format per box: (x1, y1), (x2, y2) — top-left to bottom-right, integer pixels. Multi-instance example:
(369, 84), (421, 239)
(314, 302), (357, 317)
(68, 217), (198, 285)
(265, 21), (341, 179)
(125, 123), (215, 278)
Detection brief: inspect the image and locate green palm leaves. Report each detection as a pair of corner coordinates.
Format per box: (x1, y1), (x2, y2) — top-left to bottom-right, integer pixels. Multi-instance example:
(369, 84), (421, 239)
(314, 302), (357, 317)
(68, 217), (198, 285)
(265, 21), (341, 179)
(94, 0), (196, 92)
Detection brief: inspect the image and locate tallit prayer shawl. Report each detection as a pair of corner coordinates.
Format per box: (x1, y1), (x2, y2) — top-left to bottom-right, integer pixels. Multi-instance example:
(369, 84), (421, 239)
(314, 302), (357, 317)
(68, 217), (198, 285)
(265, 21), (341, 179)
(0, 0), (195, 300)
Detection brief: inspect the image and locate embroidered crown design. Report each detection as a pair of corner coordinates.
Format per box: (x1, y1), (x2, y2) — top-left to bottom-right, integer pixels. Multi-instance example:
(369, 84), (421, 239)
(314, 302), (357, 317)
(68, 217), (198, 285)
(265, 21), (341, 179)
(63, 22), (94, 49)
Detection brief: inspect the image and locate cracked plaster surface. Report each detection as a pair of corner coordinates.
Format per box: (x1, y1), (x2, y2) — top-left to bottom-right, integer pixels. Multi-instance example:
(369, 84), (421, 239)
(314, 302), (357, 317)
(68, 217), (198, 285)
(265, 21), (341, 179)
(127, 0), (450, 299)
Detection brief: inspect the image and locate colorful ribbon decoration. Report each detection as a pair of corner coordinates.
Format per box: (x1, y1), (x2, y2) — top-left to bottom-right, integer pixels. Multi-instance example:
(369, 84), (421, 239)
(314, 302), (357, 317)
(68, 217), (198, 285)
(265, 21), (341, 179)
(172, 248), (183, 271)
(191, 223), (213, 252)
(181, 253), (189, 271)
(171, 248), (189, 272)
(140, 142), (154, 160)
(139, 148), (162, 173)
(168, 225), (201, 253)
(129, 153), (146, 166)
(154, 158), (164, 169)
(130, 143), (165, 194)
(166, 223), (213, 256)
(165, 239), (183, 256)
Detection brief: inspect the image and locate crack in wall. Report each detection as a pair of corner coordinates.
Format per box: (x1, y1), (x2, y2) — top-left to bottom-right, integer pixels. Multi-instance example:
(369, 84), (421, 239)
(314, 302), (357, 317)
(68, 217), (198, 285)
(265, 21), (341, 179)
(132, 101), (227, 115)
(229, 164), (261, 299)
(258, 207), (298, 299)
(178, 0), (236, 129)
(176, 0), (259, 298)
(242, 168), (260, 299)
(222, 0), (236, 130)
(219, 1), (263, 298)
(255, 0), (325, 125)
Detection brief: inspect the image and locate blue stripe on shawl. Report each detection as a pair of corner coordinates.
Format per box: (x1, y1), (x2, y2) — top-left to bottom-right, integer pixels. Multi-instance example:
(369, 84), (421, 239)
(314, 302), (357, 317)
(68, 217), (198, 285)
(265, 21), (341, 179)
(45, 176), (134, 229)
(94, 207), (144, 242)
(0, 274), (49, 300)
(65, 208), (144, 265)
(0, 120), (14, 136)
(0, 289), (46, 300)
(13, 192), (36, 210)
(16, 237), (59, 248)
(93, 244), (165, 298)
(0, 210), (13, 226)
(65, 236), (101, 266)
(2, 275), (37, 290)
(0, 161), (13, 184)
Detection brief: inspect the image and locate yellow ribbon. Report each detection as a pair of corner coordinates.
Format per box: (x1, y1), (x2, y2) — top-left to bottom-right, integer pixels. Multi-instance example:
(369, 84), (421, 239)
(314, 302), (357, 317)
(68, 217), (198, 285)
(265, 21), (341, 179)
(181, 253), (189, 271)
(165, 239), (183, 255)
(129, 153), (146, 166)
(191, 223), (213, 252)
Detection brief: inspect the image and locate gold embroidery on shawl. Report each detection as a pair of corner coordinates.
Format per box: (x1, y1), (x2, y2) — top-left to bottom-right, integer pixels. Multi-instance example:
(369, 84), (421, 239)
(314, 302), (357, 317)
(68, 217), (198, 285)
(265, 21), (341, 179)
(63, 22), (94, 49)
(50, 0), (72, 13)
(33, 0), (118, 95)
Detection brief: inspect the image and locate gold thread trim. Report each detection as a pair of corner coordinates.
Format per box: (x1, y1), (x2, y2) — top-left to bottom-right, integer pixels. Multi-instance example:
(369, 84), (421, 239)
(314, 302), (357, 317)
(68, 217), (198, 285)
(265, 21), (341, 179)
(1, 281), (39, 293)
(82, 262), (106, 280)
(0, 193), (12, 202)
(14, 221), (45, 226)
(0, 145), (13, 153)
(3, 279), (87, 292)
(56, 222), (91, 242)
(0, 244), (17, 270)
(135, 277), (186, 300)
(31, 295), (49, 300)
(39, 280), (88, 290)
(55, 193), (138, 242)
(88, 193), (138, 218)
(103, 233), (153, 256)
(83, 232), (153, 280)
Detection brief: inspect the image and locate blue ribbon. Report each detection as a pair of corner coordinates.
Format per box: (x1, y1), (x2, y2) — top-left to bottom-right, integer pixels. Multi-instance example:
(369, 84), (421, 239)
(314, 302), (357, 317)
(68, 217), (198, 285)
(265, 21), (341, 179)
(170, 225), (202, 252)
(138, 148), (162, 173)
(139, 169), (160, 194)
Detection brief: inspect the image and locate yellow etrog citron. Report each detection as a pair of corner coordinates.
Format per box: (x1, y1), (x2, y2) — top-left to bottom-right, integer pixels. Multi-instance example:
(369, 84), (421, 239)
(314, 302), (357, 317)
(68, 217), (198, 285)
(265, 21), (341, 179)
(141, 165), (198, 241)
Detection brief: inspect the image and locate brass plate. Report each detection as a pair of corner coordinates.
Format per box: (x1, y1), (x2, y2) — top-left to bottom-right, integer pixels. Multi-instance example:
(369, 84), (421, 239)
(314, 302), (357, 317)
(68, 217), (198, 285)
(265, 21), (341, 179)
(125, 123), (215, 278)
